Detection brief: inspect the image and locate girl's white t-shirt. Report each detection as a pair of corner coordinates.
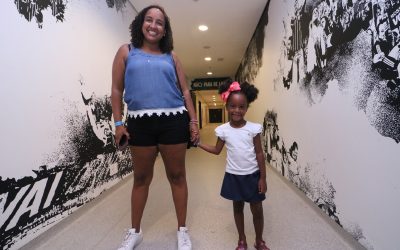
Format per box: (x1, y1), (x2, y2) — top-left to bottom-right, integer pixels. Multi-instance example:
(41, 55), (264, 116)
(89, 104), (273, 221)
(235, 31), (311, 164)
(215, 121), (262, 175)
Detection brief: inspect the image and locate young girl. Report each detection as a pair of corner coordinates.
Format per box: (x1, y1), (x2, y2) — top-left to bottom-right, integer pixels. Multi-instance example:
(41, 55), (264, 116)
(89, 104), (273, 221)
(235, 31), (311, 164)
(198, 80), (269, 250)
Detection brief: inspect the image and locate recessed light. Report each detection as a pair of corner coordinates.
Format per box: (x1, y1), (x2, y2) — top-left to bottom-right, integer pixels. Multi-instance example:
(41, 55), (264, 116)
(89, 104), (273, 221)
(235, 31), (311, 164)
(207, 72), (213, 75)
(204, 57), (212, 61)
(198, 25), (208, 31)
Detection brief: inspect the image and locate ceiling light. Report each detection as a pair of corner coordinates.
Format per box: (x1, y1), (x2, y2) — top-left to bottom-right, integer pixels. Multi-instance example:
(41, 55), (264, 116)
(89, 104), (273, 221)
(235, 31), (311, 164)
(204, 57), (212, 61)
(198, 25), (208, 31)
(207, 72), (213, 75)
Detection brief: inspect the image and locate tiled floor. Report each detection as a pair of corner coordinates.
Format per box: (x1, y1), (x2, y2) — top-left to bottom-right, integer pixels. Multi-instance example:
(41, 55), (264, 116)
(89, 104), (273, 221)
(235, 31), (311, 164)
(21, 125), (365, 250)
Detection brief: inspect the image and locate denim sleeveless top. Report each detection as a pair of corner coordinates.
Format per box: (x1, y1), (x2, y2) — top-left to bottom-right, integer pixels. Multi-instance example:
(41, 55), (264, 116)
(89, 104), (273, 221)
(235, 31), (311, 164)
(124, 47), (186, 117)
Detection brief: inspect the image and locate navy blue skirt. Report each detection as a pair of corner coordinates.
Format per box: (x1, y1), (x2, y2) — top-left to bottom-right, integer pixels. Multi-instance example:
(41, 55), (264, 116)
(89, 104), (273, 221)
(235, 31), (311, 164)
(220, 171), (266, 202)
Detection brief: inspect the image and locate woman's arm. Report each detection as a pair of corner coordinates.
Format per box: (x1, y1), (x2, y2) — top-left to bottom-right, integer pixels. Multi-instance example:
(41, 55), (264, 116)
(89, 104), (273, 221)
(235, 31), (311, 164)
(171, 51), (200, 144)
(198, 137), (225, 155)
(111, 44), (130, 144)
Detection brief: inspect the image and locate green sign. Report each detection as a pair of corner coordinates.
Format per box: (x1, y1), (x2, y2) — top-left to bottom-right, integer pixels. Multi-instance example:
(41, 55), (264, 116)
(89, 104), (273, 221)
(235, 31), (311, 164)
(191, 77), (229, 90)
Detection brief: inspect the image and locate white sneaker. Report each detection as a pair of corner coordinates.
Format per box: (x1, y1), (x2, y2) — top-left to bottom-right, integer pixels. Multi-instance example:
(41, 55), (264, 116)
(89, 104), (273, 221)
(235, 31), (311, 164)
(177, 226), (192, 250)
(117, 228), (143, 250)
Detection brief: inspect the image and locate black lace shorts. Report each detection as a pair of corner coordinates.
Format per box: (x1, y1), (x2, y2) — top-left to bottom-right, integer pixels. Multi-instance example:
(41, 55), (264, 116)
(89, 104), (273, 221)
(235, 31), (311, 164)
(127, 111), (190, 146)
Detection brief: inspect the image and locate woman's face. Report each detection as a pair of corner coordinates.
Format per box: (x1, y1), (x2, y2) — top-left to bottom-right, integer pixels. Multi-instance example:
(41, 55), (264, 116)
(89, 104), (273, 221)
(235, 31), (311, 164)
(142, 8), (166, 44)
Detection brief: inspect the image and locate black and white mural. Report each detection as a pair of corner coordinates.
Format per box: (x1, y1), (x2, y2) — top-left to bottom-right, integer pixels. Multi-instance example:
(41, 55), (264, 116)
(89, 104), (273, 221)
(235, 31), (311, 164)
(236, 0), (400, 249)
(14, 0), (128, 28)
(262, 110), (341, 226)
(276, 0), (400, 142)
(0, 1), (134, 249)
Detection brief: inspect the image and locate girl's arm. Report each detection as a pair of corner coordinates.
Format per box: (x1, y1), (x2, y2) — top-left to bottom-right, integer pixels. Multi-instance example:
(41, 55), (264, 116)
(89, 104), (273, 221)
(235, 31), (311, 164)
(254, 133), (267, 193)
(198, 137), (225, 155)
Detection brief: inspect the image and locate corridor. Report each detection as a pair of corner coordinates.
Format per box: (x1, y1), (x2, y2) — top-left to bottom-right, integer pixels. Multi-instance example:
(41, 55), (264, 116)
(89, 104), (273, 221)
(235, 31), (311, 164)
(21, 125), (364, 250)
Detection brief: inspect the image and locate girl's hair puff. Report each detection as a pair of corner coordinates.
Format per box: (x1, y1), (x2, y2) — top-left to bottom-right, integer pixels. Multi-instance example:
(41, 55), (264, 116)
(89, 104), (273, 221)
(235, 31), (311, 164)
(129, 5), (174, 53)
(218, 79), (259, 104)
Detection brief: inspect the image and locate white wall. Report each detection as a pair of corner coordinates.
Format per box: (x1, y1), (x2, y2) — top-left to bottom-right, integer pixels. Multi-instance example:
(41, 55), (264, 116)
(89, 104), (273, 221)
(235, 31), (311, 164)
(239, 0), (400, 249)
(0, 1), (135, 249)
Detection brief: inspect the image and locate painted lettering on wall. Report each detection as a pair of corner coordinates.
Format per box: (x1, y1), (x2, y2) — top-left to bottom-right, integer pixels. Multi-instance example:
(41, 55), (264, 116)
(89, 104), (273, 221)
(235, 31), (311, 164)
(0, 172), (62, 231)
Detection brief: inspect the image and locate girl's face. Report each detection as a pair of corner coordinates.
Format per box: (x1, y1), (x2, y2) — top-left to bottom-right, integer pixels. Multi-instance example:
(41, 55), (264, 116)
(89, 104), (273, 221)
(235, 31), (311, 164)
(226, 92), (248, 125)
(142, 8), (166, 44)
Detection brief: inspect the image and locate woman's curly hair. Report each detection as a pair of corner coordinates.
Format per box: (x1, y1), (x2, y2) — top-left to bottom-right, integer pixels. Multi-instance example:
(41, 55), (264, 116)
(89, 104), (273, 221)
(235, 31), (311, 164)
(218, 79), (259, 104)
(129, 5), (174, 53)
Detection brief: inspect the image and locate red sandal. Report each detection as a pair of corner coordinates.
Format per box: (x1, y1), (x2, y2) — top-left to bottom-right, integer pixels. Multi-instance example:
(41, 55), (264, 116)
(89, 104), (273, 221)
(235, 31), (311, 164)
(236, 240), (248, 250)
(254, 240), (270, 250)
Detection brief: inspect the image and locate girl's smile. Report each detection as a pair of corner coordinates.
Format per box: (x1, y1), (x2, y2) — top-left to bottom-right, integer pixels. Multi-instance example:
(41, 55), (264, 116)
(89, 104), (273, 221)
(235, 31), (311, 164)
(226, 93), (248, 128)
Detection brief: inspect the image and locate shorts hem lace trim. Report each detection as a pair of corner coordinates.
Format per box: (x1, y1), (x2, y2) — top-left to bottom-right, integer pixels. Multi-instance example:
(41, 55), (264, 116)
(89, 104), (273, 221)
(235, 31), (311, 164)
(127, 106), (187, 118)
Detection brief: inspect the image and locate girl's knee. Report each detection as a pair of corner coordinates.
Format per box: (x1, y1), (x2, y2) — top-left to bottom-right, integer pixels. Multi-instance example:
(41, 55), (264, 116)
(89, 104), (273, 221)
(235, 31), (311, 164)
(250, 202), (263, 215)
(233, 201), (245, 213)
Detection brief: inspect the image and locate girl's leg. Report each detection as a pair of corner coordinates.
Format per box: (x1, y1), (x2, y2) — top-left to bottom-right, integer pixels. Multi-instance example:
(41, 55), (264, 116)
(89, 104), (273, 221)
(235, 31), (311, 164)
(130, 146), (158, 231)
(250, 201), (264, 243)
(158, 143), (188, 228)
(233, 201), (246, 243)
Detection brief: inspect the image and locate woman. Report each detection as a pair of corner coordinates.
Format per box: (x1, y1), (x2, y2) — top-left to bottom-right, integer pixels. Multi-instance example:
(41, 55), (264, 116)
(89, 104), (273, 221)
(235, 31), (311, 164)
(111, 5), (199, 250)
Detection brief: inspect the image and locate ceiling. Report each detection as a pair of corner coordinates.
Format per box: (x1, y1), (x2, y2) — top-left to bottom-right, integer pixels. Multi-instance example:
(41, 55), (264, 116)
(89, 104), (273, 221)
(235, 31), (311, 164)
(128, 0), (268, 106)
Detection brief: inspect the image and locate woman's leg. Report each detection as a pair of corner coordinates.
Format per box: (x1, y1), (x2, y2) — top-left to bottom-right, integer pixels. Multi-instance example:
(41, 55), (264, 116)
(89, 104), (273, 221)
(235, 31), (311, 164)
(130, 146), (158, 231)
(233, 201), (246, 242)
(250, 201), (264, 242)
(158, 143), (188, 228)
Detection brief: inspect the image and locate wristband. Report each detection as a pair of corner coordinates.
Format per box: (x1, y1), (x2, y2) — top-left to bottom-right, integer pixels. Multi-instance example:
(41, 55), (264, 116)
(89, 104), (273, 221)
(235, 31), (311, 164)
(115, 121), (124, 127)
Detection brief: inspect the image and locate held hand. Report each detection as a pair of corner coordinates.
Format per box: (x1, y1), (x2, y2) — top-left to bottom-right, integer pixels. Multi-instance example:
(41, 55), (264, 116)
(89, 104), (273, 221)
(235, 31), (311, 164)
(258, 179), (267, 194)
(189, 123), (200, 145)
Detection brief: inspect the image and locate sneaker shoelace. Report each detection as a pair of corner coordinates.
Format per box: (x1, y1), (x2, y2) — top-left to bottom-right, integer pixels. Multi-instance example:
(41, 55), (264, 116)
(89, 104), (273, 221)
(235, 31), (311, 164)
(180, 231), (191, 246)
(120, 230), (135, 248)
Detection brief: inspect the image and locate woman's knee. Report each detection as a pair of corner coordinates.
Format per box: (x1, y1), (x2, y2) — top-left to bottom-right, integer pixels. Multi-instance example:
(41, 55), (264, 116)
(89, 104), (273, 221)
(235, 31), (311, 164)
(134, 172), (153, 187)
(167, 170), (186, 185)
